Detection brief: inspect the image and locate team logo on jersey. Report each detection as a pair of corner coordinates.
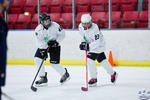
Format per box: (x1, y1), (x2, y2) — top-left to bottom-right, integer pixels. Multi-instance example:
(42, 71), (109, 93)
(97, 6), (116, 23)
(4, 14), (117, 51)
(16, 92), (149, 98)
(44, 36), (49, 42)
(138, 90), (150, 100)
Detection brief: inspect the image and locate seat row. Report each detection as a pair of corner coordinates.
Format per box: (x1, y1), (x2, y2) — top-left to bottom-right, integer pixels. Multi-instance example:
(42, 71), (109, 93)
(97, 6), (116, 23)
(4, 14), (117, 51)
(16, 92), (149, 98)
(7, 11), (148, 29)
(8, 0), (148, 14)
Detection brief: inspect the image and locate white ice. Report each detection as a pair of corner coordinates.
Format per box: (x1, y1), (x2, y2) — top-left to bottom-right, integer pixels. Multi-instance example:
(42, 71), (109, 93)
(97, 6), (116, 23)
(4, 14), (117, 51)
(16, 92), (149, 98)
(2, 65), (150, 100)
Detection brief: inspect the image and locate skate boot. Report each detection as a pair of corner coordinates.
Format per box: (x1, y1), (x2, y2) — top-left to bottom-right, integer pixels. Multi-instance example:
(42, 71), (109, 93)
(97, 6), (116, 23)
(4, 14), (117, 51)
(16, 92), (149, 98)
(35, 72), (48, 86)
(111, 72), (118, 83)
(88, 78), (97, 87)
(60, 68), (70, 84)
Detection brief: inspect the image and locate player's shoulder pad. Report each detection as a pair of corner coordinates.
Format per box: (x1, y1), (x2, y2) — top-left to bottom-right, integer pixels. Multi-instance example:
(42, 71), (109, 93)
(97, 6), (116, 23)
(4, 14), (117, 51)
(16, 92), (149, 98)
(35, 24), (43, 32)
(52, 21), (63, 32)
(92, 23), (99, 30)
(78, 23), (82, 30)
(51, 21), (59, 27)
(79, 23), (82, 28)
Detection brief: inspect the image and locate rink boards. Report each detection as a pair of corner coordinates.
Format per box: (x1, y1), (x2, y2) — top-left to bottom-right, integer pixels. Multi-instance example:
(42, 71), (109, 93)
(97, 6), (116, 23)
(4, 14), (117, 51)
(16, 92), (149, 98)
(7, 29), (150, 67)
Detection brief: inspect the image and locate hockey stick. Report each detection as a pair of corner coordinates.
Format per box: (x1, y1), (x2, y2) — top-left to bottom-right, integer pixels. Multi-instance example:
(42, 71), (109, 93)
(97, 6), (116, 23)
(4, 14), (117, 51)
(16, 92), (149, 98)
(31, 48), (49, 92)
(81, 50), (88, 91)
(2, 92), (15, 100)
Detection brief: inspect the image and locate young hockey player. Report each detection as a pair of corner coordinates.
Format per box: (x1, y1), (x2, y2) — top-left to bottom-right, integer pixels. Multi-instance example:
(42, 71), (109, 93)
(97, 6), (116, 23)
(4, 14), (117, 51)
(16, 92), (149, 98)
(34, 13), (70, 86)
(79, 14), (118, 87)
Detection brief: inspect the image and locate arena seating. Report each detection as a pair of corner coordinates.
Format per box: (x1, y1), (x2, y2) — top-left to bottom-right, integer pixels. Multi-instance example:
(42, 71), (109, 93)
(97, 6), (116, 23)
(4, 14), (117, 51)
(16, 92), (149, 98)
(60, 13), (73, 29)
(144, 0), (148, 10)
(76, 0), (90, 12)
(15, 14), (32, 29)
(7, 14), (18, 29)
(91, 12), (106, 28)
(63, 0), (73, 13)
(91, 0), (105, 12)
(31, 13), (38, 29)
(137, 11), (148, 28)
(9, 0), (26, 14)
(105, 11), (121, 28)
(50, 0), (64, 13)
(120, 0), (138, 12)
(105, 0), (120, 11)
(4, 0), (148, 29)
(40, 0), (51, 13)
(49, 13), (61, 23)
(121, 11), (139, 28)
(24, 0), (37, 15)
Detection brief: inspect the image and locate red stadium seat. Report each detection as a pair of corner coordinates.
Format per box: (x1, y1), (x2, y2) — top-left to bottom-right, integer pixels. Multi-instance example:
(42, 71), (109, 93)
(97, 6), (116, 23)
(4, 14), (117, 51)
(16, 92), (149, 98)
(40, 0), (51, 13)
(105, 0), (120, 11)
(15, 14), (32, 29)
(7, 0), (14, 13)
(31, 14), (39, 29)
(137, 11), (148, 28)
(105, 11), (121, 28)
(91, 0), (105, 12)
(91, 12), (106, 28)
(121, 11), (139, 28)
(76, 0), (90, 12)
(60, 13), (72, 29)
(76, 12), (91, 28)
(144, 0), (148, 10)
(7, 14), (18, 29)
(63, 0), (72, 13)
(49, 13), (61, 23)
(120, 0), (138, 12)
(24, 0), (37, 15)
(10, 0), (26, 14)
(50, 0), (64, 13)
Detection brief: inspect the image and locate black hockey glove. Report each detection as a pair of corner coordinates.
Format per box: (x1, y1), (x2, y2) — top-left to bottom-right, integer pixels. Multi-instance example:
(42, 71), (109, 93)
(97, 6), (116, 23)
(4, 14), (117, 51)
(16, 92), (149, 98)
(39, 49), (48, 60)
(79, 42), (89, 51)
(48, 40), (59, 47)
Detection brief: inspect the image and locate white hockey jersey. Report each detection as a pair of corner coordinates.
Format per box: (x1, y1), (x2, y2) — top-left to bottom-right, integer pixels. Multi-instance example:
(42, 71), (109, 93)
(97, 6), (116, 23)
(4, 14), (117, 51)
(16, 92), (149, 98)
(34, 21), (65, 49)
(79, 23), (105, 53)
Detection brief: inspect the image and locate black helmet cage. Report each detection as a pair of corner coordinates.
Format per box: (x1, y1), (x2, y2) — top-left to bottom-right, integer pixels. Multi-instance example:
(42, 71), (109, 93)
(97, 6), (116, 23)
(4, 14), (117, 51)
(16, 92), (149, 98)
(39, 13), (51, 29)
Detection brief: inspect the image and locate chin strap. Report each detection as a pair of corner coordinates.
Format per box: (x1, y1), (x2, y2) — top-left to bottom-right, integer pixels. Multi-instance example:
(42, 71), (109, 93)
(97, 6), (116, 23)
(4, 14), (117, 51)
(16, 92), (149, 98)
(43, 23), (51, 30)
(83, 23), (92, 30)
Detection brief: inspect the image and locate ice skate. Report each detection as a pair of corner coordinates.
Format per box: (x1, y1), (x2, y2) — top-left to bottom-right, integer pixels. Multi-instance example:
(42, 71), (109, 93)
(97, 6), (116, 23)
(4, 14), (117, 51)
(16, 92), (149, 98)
(88, 78), (97, 87)
(60, 68), (70, 84)
(35, 72), (48, 87)
(111, 72), (118, 83)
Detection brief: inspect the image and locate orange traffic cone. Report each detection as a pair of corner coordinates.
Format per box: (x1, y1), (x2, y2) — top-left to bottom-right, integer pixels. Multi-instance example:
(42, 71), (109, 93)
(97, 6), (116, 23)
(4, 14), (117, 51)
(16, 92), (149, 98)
(108, 50), (114, 67)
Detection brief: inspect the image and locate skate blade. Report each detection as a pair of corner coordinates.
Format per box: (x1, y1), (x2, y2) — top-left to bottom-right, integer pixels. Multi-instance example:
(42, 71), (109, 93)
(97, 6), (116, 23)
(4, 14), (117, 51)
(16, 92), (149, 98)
(112, 73), (118, 84)
(60, 76), (71, 85)
(35, 83), (48, 87)
(89, 83), (97, 87)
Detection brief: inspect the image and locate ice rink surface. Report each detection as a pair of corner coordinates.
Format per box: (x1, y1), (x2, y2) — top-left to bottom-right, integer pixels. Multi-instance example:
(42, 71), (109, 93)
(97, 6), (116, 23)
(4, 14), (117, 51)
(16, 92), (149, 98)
(2, 65), (150, 100)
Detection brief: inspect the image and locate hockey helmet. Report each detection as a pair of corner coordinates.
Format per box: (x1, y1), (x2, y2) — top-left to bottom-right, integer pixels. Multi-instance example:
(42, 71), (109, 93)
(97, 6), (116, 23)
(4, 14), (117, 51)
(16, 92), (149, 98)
(40, 13), (51, 29)
(81, 14), (92, 24)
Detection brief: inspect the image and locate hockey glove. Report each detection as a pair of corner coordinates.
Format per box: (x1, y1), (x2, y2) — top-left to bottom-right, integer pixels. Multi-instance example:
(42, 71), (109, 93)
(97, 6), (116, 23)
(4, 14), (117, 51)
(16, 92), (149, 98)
(48, 40), (59, 47)
(79, 42), (89, 51)
(39, 49), (48, 60)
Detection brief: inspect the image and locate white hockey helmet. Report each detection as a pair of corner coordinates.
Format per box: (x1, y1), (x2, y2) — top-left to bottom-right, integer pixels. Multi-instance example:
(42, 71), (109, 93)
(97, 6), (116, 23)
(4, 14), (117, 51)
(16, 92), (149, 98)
(81, 14), (92, 23)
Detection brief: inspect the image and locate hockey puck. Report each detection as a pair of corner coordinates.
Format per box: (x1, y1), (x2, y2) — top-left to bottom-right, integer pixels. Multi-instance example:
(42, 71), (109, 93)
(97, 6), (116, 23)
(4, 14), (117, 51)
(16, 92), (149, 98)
(81, 87), (88, 91)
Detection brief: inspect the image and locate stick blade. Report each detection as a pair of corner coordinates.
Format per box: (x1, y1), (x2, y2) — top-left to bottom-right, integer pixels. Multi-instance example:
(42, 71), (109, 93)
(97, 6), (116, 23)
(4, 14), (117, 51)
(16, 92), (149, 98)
(81, 87), (88, 91)
(31, 86), (37, 92)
